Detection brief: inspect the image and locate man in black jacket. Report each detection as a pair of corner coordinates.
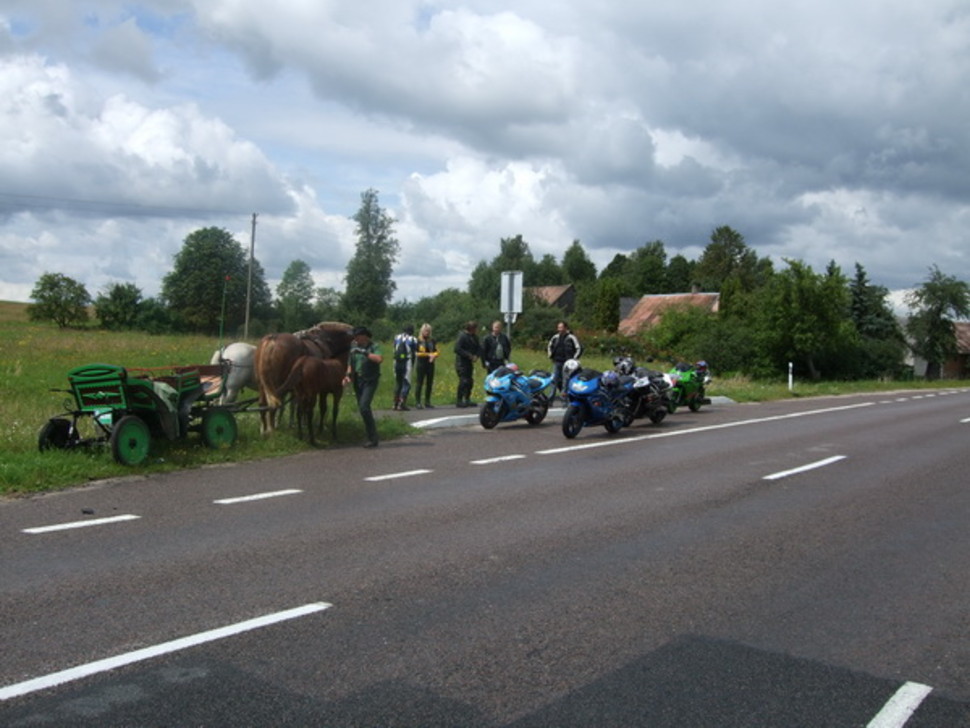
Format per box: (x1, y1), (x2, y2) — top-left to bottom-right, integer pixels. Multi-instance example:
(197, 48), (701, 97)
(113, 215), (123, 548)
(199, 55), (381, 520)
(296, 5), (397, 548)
(481, 319), (512, 374)
(453, 321), (481, 407)
(547, 320), (582, 400)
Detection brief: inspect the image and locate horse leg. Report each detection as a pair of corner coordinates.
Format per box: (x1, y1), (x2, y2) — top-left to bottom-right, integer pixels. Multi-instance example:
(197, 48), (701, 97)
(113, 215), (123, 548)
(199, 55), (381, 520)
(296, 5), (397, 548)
(332, 390), (341, 442)
(318, 393), (328, 441)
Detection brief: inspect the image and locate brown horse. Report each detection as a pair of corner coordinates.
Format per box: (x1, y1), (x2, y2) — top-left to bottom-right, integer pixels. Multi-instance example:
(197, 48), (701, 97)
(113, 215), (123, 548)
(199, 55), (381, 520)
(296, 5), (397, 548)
(254, 322), (353, 434)
(276, 355), (346, 444)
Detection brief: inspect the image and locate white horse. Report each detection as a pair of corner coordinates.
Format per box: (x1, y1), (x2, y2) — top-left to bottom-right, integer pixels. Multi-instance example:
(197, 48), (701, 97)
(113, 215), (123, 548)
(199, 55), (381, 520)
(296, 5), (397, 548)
(210, 342), (257, 404)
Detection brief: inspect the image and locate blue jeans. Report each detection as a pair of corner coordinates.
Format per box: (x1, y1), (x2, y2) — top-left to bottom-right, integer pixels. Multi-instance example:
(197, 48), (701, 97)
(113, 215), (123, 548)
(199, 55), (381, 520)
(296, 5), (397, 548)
(353, 378), (379, 444)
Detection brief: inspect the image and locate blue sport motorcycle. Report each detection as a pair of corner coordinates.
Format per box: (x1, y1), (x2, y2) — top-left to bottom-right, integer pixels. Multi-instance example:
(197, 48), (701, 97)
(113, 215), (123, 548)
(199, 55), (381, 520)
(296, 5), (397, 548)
(561, 367), (632, 438)
(479, 365), (555, 429)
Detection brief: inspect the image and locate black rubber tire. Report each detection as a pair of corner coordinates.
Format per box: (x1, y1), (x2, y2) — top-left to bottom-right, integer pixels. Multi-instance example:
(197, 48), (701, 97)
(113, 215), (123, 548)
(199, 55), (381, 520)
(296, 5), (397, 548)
(479, 402), (502, 429)
(38, 418), (73, 451)
(525, 398), (548, 425)
(562, 405), (584, 439)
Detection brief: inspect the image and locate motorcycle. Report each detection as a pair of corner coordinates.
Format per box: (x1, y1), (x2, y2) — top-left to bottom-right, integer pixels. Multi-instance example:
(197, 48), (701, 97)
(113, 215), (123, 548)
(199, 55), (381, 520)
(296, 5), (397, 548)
(613, 356), (673, 425)
(560, 365), (632, 438)
(666, 360), (712, 413)
(479, 365), (554, 429)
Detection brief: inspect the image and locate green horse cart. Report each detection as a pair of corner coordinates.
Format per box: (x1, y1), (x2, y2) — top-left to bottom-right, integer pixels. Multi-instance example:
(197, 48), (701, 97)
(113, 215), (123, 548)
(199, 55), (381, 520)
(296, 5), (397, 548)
(39, 362), (238, 466)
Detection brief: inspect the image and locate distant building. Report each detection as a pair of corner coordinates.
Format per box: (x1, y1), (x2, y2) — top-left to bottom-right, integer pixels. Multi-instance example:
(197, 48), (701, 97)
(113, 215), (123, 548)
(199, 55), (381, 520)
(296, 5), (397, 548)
(908, 321), (970, 379)
(526, 284), (576, 314)
(618, 292), (720, 336)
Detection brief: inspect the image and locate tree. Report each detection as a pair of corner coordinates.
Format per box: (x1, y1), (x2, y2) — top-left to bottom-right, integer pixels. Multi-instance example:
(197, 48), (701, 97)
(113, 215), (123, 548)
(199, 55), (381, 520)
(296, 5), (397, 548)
(314, 286), (345, 322)
(693, 226), (770, 292)
(28, 272), (91, 328)
(847, 263), (906, 378)
(343, 188), (400, 321)
(630, 241), (668, 293)
(755, 259), (852, 379)
(468, 235), (538, 303)
(561, 240), (597, 284)
(533, 254), (565, 286)
(666, 254), (695, 292)
(161, 227), (271, 334)
(277, 260), (316, 331)
(95, 282), (142, 330)
(906, 265), (970, 379)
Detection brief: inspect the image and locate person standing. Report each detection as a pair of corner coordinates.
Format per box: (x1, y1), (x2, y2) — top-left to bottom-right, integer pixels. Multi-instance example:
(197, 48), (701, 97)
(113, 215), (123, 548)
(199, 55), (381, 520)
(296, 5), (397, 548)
(453, 320), (481, 408)
(547, 320), (582, 400)
(343, 326), (383, 448)
(481, 319), (512, 374)
(413, 323), (438, 409)
(392, 324), (417, 411)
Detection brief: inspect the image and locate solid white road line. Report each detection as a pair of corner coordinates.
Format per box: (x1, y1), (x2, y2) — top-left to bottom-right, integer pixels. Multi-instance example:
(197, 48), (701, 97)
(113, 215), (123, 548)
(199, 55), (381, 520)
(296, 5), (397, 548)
(536, 402), (875, 456)
(866, 681), (933, 728)
(364, 468), (432, 482)
(214, 489), (303, 504)
(472, 455), (527, 465)
(763, 455), (847, 481)
(22, 514), (141, 534)
(0, 602), (332, 702)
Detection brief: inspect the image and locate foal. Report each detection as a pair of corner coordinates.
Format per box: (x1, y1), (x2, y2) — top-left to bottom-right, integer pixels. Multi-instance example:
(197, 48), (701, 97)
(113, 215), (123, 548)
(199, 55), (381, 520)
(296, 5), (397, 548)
(278, 356), (345, 445)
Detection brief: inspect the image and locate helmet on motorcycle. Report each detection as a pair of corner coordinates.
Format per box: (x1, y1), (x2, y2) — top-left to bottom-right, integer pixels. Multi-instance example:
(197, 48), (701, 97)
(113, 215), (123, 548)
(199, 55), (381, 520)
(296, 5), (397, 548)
(601, 370), (619, 388)
(507, 362), (519, 374)
(615, 357), (634, 376)
(563, 359), (581, 382)
(695, 360), (708, 372)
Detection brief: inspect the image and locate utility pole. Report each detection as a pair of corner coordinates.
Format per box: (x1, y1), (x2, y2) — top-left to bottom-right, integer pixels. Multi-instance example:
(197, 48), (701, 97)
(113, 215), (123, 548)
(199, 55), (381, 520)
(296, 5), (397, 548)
(244, 212), (257, 339)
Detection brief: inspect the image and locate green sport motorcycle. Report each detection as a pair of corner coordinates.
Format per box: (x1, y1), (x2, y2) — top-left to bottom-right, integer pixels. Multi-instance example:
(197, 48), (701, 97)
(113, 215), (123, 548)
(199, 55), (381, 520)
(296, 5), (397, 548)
(666, 360), (712, 414)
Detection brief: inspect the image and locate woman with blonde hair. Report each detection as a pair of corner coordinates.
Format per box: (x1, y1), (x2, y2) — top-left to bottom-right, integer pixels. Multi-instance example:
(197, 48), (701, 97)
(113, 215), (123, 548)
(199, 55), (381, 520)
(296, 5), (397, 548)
(413, 322), (439, 409)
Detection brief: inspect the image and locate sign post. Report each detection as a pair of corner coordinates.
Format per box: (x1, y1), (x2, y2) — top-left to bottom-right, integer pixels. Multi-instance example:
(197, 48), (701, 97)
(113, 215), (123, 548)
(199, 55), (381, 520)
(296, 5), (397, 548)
(500, 271), (523, 339)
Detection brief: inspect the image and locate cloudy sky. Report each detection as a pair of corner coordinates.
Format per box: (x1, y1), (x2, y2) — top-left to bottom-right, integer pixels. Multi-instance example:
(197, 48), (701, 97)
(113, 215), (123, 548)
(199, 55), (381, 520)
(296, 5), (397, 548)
(1, 1), (968, 307)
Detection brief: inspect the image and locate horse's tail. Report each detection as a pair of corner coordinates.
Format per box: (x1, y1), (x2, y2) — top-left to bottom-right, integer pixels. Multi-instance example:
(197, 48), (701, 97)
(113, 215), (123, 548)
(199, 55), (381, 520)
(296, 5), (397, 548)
(276, 355), (307, 400)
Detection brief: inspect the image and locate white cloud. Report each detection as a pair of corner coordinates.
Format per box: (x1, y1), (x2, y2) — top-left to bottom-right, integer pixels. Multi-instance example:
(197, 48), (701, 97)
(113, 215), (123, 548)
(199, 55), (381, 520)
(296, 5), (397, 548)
(1, 0), (968, 309)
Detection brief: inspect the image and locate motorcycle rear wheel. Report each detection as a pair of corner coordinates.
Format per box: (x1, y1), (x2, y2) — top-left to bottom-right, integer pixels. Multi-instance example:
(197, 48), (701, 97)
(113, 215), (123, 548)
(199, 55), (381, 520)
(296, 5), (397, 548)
(604, 416), (624, 434)
(561, 405), (583, 438)
(525, 398), (548, 425)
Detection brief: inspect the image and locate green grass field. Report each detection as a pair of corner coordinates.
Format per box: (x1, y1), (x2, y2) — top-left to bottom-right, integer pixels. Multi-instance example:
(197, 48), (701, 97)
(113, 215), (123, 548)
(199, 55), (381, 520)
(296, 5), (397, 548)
(1, 301), (960, 496)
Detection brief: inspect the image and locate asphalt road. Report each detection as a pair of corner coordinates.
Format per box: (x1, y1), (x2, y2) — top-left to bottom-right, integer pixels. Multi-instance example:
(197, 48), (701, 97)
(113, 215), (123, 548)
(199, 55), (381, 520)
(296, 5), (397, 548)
(1, 390), (968, 726)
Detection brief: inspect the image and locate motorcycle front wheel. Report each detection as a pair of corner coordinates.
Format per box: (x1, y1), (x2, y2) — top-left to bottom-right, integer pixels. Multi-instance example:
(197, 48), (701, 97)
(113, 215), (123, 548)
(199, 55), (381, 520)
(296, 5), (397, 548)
(649, 408), (667, 424)
(561, 404), (584, 438)
(479, 401), (503, 429)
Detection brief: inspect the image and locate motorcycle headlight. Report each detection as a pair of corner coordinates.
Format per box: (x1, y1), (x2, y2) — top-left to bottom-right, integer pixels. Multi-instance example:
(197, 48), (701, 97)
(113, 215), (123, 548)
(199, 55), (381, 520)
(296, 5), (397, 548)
(488, 377), (501, 388)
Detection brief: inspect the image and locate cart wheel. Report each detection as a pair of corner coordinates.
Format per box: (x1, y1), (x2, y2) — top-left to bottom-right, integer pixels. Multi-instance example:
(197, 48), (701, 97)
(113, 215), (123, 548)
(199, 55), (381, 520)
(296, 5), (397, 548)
(38, 418), (74, 451)
(110, 415), (151, 466)
(201, 407), (237, 449)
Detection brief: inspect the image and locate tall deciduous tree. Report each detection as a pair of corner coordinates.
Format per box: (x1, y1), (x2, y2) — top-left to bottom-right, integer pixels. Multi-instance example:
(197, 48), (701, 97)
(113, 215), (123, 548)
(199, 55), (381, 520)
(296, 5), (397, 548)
(28, 272), (91, 328)
(277, 260), (316, 331)
(906, 265), (970, 379)
(468, 235), (538, 303)
(344, 189), (400, 321)
(562, 240), (597, 284)
(161, 227), (270, 334)
(756, 259), (851, 379)
(694, 226), (771, 292)
(95, 282), (142, 330)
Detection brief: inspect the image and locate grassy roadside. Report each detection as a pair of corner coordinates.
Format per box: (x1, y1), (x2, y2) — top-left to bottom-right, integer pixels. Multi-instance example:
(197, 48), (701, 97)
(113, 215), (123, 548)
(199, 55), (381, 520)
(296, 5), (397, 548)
(1, 302), (963, 496)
